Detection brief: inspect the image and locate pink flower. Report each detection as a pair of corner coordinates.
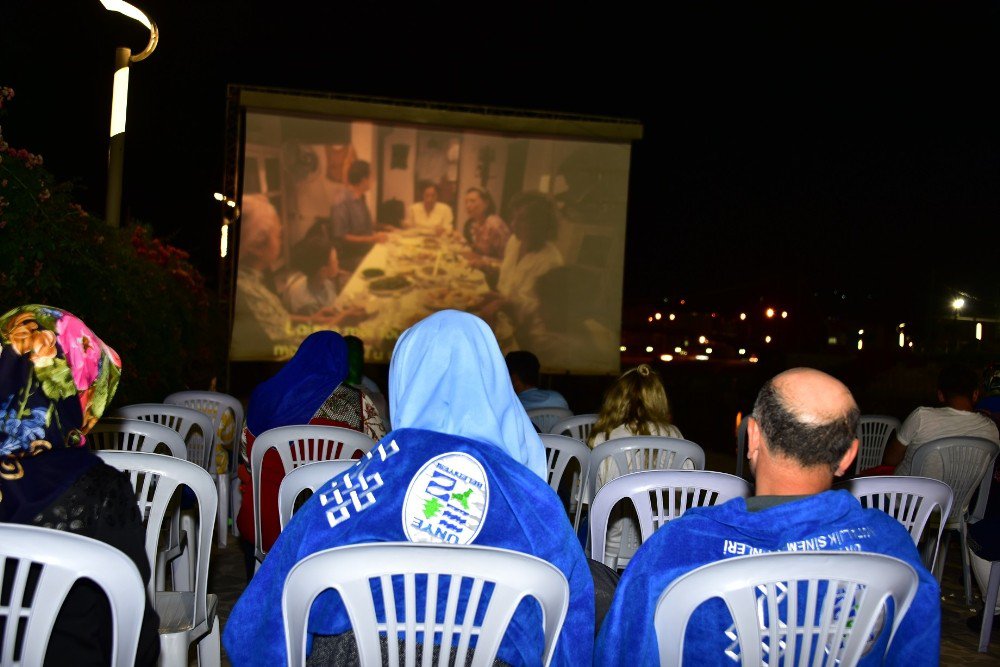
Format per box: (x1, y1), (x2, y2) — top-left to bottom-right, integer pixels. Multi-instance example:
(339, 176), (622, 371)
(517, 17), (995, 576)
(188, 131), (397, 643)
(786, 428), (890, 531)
(56, 313), (102, 390)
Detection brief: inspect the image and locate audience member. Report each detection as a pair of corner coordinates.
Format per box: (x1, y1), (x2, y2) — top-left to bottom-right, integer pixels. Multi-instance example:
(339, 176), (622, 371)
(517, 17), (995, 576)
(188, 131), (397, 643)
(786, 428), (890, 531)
(595, 368), (939, 665)
(405, 181), (454, 234)
(223, 311), (593, 666)
(0, 305), (159, 666)
(505, 349), (569, 412)
(235, 331), (385, 579)
(343, 334), (388, 420)
(882, 363), (1000, 475)
(588, 364), (688, 566)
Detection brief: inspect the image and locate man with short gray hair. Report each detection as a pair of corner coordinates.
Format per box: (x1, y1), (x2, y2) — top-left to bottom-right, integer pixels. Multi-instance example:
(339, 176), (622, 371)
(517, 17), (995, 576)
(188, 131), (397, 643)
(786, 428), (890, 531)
(595, 368), (940, 666)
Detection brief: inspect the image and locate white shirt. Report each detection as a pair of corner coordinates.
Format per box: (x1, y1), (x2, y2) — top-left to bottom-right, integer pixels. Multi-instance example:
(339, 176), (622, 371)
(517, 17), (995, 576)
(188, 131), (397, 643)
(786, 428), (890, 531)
(894, 406), (1000, 476)
(406, 202), (454, 232)
(496, 237), (563, 321)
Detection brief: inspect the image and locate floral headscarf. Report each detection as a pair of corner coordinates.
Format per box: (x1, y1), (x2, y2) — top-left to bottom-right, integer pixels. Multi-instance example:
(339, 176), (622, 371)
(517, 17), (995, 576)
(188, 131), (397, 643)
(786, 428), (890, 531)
(0, 305), (121, 500)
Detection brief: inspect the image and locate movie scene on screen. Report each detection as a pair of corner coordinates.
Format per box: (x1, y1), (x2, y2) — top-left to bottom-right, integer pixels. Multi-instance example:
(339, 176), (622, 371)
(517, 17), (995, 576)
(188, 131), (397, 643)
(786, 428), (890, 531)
(231, 109), (631, 373)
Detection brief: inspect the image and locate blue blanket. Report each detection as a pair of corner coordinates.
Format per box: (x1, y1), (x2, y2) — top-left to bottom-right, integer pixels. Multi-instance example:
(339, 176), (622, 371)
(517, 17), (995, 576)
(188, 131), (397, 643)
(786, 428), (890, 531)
(223, 428), (594, 666)
(595, 490), (940, 666)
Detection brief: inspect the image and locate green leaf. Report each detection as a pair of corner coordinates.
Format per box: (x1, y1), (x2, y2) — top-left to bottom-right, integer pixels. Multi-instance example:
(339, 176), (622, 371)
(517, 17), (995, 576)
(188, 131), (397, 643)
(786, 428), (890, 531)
(423, 497), (442, 519)
(452, 488), (473, 509)
(34, 358), (76, 400)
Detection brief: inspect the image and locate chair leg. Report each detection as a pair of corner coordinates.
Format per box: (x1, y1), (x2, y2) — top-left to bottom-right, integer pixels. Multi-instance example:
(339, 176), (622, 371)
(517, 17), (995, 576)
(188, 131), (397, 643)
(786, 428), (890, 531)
(934, 530), (952, 583)
(159, 632), (190, 667)
(216, 475), (228, 549)
(174, 513), (196, 592)
(980, 562), (1000, 652)
(230, 477), (241, 538)
(962, 521), (973, 606)
(197, 614), (222, 667)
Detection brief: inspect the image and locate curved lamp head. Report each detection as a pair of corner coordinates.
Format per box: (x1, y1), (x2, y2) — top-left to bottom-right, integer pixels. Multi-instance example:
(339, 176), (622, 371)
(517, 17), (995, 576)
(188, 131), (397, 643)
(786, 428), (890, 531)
(99, 0), (158, 61)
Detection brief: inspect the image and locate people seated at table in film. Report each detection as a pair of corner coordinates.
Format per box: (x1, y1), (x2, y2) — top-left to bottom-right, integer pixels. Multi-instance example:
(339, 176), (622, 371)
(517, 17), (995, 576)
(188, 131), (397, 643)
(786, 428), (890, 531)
(0, 305), (160, 666)
(588, 364), (689, 567)
(506, 349), (570, 413)
(223, 311), (596, 666)
(404, 181), (454, 234)
(236, 330), (385, 579)
(233, 195), (368, 359)
(880, 363), (1000, 475)
(281, 238), (344, 316)
(462, 186), (511, 264)
(307, 160), (389, 272)
(481, 192), (564, 349)
(596, 367), (941, 666)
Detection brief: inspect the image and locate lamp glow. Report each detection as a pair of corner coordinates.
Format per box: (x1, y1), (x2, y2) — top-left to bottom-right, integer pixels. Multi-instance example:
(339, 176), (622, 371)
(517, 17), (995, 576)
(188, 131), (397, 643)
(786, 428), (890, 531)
(739, 312), (746, 321)
(765, 308), (775, 318)
(668, 313), (676, 321)
(660, 354), (673, 362)
(109, 67), (129, 136)
(674, 347), (682, 353)
(698, 335), (707, 344)
(695, 355), (709, 361)
(781, 311), (788, 319)
(976, 322), (983, 341)
(100, 0), (153, 30)
(765, 335), (772, 344)
(952, 297), (966, 310)
(213, 192), (225, 201)
(619, 345), (626, 352)
(705, 347), (713, 354)
(899, 333), (905, 348)
(654, 312), (662, 320)
(857, 339), (863, 350)
(645, 346), (654, 353)
(219, 223), (229, 258)
(738, 348), (746, 355)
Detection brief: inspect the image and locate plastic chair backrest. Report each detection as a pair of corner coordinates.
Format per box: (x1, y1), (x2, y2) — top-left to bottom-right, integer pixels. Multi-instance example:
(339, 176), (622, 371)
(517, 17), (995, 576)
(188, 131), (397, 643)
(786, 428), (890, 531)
(0, 524), (146, 667)
(282, 543), (570, 667)
(591, 470), (750, 569)
(587, 436), (706, 505)
(909, 436), (1000, 523)
(277, 460), (358, 530)
(735, 417), (749, 479)
(110, 403), (215, 472)
(539, 434), (591, 496)
(251, 425), (376, 560)
(526, 407), (573, 434)
(90, 417), (188, 459)
(96, 451), (217, 625)
(549, 414), (598, 440)
(653, 551), (919, 666)
(839, 475), (953, 572)
(856, 415), (902, 473)
(164, 390), (244, 454)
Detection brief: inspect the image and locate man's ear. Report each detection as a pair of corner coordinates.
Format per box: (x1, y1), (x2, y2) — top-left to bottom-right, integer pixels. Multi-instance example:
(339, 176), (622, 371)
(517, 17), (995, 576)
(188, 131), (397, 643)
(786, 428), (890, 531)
(834, 438), (859, 477)
(747, 417), (763, 461)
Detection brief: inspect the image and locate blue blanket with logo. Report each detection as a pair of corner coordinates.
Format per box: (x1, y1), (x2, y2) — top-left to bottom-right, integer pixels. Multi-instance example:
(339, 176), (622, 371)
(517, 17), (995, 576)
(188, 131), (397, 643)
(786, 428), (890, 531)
(223, 427), (593, 666)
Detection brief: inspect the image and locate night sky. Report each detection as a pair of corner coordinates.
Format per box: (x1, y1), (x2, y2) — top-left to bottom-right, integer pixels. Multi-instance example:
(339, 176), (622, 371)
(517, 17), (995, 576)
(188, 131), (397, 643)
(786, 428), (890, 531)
(3, 1), (998, 325)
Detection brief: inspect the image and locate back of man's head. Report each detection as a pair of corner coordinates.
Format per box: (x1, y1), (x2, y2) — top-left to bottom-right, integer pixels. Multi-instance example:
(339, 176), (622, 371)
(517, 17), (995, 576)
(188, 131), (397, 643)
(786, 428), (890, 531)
(752, 368), (860, 473)
(347, 160), (371, 186)
(505, 350), (540, 388)
(938, 363), (979, 402)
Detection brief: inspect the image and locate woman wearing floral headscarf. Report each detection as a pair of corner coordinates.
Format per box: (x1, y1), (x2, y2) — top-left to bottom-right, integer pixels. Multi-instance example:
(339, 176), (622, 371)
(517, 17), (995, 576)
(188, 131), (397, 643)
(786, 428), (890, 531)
(0, 305), (159, 666)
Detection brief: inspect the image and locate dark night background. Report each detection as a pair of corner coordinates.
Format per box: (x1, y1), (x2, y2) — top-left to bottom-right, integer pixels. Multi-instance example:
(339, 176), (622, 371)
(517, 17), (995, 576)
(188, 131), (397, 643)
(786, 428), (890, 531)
(2, 1), (998, 330)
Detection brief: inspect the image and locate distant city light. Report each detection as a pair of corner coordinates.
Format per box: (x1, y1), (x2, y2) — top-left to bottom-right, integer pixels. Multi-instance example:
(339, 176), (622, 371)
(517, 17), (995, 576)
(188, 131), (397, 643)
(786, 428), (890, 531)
(645, 346), (654, 353)
(952, 297), (966, 310)
(669, 313), (676, 321)
(898, 322), (905, 329)
(765, 335), (772, 344)
(680, 299), (686, 305)
(739, 312), (747, 321)
(908, 341), (914, 348)
(711, 312), (717, 318)
(738, 348), (746, 355)
(898, 333), (905, 348)
(219, 223), (229, 258)
(705, 347), (713, 354)
(654, 312), (662, 320)
(780, 311), (788, 319)
(857, 339), (863, 351)
(648, 317), (653, 322)
(698, 335), (707, 344)
(674, 347), (682, 353)
(765, 308), (775, 318)
(827, 337), (838, 345)
(858, 329), (864, 335)
(620, 345), (627, 352)
(748, 355), (759, 363)
(213, 192), (225, 201)
(660, 354), (673, 362)
(976, 322), (983, 341)
(695, 355), (709, 361)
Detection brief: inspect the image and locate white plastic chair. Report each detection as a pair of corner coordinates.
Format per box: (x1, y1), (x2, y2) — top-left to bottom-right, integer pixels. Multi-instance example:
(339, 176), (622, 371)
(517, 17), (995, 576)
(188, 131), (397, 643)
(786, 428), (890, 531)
(539, 434), (590, 527)
(526, 407), (573, 434)
(735, 417), (749, 479)
(0, 524), (146, 667)
(910, 436), (999, 602)
(855, 414), (901, 474)
(111, 403), (215, 472)
(165, 391), (245, 548)
(251, 425), (376, 564)
(586, 436), (705, 504)
(653, 552), (919, 666)
(277, 460), (358, 530)
(90, 418), (188, 458)
(591, 469), (749, 570)
(282, 543), (569, 667)
(839, 475), (953, 574)
(549, 413), (598, 440)
(977, 559), (1000, 652)
(97, 451), (220, 667)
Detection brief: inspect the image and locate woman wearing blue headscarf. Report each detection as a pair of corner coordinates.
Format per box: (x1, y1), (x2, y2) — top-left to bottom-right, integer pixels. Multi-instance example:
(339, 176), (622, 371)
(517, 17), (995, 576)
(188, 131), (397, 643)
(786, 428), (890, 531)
(224, 310), (593, 666)
(236, 331), (386, 573)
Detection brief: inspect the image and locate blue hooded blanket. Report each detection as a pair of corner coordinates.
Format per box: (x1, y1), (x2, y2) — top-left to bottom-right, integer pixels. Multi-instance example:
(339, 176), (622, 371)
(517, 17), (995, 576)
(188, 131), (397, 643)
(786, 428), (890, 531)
(224, 312), (592, 665)
(595, 490), (939, 666)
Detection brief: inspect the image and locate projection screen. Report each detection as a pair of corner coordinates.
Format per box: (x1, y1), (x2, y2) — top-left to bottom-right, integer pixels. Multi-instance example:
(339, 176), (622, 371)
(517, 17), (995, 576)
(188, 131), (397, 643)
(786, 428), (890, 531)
(228, 88), (642, 373)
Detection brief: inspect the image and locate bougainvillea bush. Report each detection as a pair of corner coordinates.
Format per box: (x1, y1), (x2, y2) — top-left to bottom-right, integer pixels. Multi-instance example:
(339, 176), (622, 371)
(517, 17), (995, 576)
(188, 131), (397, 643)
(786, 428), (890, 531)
(0, 86), (224, 403)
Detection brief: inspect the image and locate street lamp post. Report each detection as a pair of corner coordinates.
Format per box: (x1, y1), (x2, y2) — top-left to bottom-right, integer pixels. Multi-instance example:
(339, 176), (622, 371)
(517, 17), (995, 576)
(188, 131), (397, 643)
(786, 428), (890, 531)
(100, 1), (158, 228)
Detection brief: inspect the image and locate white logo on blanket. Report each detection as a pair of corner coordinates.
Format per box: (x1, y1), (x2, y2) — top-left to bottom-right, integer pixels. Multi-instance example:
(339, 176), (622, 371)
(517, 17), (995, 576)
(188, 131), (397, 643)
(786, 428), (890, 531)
(402, 452), (489, 545)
